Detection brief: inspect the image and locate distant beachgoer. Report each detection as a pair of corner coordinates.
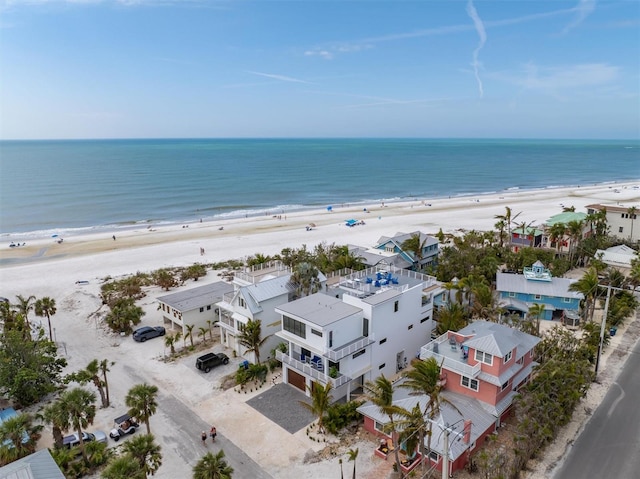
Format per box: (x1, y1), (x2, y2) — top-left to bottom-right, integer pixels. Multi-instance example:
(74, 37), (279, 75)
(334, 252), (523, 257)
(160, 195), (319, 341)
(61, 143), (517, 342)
(112, 235), (116, 241)
(210, 426), (217, 442)
(201, 431), (207, 444)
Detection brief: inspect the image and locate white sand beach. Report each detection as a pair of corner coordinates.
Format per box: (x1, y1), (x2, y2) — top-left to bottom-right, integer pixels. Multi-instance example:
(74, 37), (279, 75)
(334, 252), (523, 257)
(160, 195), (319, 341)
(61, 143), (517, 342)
(1, 181), (639, 479)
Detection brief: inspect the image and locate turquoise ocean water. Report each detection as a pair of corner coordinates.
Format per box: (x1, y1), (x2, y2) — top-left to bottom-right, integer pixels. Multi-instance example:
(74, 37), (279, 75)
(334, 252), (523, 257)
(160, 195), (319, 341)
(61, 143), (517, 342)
(1, 138), (639, 237)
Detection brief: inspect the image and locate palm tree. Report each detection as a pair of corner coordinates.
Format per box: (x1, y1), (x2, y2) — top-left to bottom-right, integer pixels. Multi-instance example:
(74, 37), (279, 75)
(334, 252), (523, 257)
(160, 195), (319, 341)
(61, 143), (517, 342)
(185, 324), (195, 348)
(122, 434), (162, 477)
(347, 447), (358, 479)
(237, 319), (269, 365)
(198, 326), (208, 344)
(289, 262), (322, 297)
(126, 383), (159, 435)
(494, 219), (507, 249)
(164, 332), (181, 355)
(42, 400), (69, 448)
(99, 359), (113, 408)
(400, 357), (457, 465)
(435, 302), (467, 335)
(566, 219), (585, 265)
(299, 382), (333, 434)
(102, 455), (146, 479)
(58, 387), (97, 462)
(628, 206), (638, 241)
(401, 232), (427, 271)
(69, 358), (113, 408)
(548, 222), (567, 255)
(363, 375), (403, 474)
(34, 296), (57, 341)
(495, 206), (521, 248)
(193, 450), (234, 479)
(527, 303), (546, 336)
(0, 412), (38, 465)
(569, 267), (600, 322)
(13, 294), (36, 333)
(206, 320), (215, 341)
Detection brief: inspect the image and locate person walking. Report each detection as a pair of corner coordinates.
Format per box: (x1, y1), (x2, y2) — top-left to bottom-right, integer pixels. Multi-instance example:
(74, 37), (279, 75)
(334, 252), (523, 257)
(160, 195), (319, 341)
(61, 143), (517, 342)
(210, 426), (217, 442)
(112, 235), (116, 241)
(201, 431), (207, 445)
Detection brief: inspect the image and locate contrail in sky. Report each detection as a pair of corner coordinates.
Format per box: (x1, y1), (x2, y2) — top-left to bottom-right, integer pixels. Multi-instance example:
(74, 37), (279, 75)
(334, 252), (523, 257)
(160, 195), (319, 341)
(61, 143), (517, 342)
(466, 0), (486, 98)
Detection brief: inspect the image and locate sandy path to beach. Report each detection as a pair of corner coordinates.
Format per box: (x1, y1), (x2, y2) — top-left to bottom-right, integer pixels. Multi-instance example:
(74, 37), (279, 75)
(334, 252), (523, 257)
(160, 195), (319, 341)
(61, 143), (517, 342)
(0, 181), (638, 478)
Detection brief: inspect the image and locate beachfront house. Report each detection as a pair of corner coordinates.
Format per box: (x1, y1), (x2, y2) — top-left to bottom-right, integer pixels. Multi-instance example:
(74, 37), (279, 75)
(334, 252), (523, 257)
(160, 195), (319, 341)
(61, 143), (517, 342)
(510, 225), (543, 252)
(357, 320), (540, 475)
(586, 203), (639, 243)
(540, 211), (589, 254)
(274, 264), (441, 402)
(595, 244), (639, 271)
(495, 261), (583, 321)
(157, 282), (233, 336)
(216, 261), (326, 365)
(373, 231), (439, 271)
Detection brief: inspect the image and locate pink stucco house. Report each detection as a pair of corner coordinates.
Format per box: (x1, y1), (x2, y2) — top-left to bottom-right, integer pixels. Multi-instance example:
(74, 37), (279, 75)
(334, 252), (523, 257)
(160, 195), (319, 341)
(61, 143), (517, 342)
(358, 320), (541, 474)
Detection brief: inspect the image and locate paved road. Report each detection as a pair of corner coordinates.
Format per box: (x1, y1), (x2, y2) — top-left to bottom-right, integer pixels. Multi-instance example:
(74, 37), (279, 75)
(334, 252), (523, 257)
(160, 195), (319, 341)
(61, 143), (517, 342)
(125, 366), (273, 479)
(552, 331), (640, 479)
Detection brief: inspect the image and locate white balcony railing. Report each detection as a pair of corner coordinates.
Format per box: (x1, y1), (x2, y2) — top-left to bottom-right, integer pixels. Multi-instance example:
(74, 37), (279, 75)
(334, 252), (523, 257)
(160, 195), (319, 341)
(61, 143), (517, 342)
(276, 351), (351, 388)
(420, 343), (481, 378)
(326, 335), (375, 361)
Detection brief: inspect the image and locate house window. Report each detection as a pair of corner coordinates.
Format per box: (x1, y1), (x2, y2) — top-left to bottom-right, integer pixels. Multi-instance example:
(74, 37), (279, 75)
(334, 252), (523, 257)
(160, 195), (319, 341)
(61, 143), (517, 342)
(239, 297), (246, 308)
(385, 245), (394, 253)
(352, 349), (365, 359)
(563, 297), (571, 303)
(363, 318), (369, 337)
(394, 300), (399, 312)
(283, 316), (306, 339)
(501, 380), (510, 391)
(311, 329), (323, 337)
(420, 316), (430, 324)
(329, 331), (333, 348)
(199, 307), (204, 313)
(374, 421), (385, 432)
(508, 292), (516, 298)
(428, 451), (439, 462)
(408, 324), (413, 330)
(207, 305), (211, 310)
(379, 338), (387, 345)
(461, 375), (479, 391)
(162, 304), (166, 311)
(379, 363), (386, 370)
(504, 351), (512, 363)
(517, 356), (524, 365)
(619, 226), (624, 233)
(534, 294), (542, 300)
(475, 350), (493, 365)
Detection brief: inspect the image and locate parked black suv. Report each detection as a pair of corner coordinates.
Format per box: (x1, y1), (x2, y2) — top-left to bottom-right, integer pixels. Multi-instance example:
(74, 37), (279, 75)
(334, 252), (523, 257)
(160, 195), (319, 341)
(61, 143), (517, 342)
(196, 352), (229, 373)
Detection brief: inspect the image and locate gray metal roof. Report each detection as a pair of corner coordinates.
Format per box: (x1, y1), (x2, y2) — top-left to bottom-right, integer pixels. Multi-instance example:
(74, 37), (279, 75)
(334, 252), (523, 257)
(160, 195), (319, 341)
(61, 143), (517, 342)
(276, 293), (362, 327)
(242, 274), (294, 303)
(0, 450), (65, 479)
(357, 380), (495, 462)
(458, 320), (541, 358)
(157, 282), (233, 311)
(496, 272), (583, 299)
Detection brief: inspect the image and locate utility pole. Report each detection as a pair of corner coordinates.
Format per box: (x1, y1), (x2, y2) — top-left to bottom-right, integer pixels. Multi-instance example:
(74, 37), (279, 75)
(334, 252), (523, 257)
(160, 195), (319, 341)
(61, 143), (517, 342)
(595, 283), (612, 377)
(442, 427), (450, 479)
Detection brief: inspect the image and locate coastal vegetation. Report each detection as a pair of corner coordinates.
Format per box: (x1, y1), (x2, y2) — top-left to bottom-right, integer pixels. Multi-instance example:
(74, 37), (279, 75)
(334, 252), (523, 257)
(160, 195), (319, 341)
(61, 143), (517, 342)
(125, 383), (159, 436)
(192, 450), (234, 479)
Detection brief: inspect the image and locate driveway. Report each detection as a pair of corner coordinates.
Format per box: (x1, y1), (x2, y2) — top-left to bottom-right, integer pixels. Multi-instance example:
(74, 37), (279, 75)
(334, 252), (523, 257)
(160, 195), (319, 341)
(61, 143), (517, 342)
(247, 383), (316, 434)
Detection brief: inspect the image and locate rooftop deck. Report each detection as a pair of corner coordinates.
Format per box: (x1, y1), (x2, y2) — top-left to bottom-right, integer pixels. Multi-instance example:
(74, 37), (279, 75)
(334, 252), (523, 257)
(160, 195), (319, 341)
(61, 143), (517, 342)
(420, 332), (481, 378)
(337, 265), (438, 298)
(234, 260), (291, 284)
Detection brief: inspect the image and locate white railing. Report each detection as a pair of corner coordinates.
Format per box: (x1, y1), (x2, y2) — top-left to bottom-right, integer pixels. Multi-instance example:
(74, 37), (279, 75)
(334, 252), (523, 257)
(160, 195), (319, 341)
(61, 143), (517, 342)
(276, 351), (351, 388)
(420, 345), (481, 378)
(326, 334), (375, 361)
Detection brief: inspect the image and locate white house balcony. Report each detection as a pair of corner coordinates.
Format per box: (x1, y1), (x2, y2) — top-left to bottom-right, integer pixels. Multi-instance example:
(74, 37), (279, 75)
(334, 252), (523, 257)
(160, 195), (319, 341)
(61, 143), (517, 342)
(325, 335), (376, 362)
(419, 333), (481, 378)
(276, 350), (352, 389)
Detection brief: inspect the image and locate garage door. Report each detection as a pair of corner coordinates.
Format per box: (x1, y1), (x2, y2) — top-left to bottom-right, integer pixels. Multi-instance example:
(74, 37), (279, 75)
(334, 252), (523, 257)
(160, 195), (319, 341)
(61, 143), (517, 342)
(288, 369), (306, 392)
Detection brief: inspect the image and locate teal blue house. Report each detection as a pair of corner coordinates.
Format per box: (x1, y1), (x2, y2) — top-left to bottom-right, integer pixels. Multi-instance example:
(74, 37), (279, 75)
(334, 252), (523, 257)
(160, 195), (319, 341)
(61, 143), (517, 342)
(373, 231), (439, 271)
(495, 261), (583, 320)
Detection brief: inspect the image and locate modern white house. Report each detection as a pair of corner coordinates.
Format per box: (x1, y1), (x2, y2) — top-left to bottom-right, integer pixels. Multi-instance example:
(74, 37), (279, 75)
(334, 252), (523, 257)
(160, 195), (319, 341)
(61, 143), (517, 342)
(274, 264), (442, 402)
(156, 281), (233, 335)
(586, 203), (639, 243)
(216, 261), (326, 364)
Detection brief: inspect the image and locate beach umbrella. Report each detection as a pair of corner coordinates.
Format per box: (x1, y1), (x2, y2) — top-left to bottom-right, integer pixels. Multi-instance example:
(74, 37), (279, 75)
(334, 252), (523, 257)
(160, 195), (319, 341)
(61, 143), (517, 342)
(327, 206), (333, 211)
(51, 234), (58, 238)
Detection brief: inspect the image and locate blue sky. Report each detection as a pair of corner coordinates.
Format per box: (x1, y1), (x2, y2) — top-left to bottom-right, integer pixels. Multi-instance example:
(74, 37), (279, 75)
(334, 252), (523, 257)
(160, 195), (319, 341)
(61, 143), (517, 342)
(1, 0), (638, 139)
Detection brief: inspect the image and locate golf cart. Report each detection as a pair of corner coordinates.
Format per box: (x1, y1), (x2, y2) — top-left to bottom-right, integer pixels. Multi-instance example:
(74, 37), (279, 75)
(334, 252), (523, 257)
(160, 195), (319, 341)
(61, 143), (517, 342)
(109, 413), (139, 441)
